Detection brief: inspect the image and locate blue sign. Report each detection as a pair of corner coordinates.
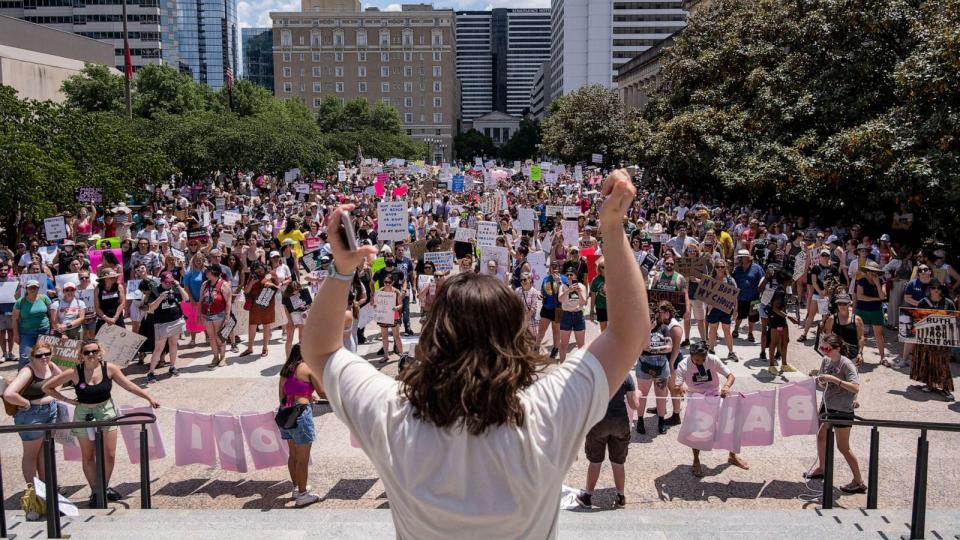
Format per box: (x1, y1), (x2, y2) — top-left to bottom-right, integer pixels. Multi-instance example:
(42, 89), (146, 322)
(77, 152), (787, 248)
(452, 175), (464, 193)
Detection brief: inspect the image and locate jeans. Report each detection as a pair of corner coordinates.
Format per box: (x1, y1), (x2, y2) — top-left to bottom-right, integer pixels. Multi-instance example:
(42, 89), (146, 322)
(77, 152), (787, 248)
(17, 328), (43, 369)
(401, 295), (411, 331)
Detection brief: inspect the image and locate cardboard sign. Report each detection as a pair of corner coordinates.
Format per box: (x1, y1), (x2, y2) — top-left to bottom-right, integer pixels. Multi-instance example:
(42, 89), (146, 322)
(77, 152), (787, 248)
(417, 275), (434, 290)
(125, 278), (143, 300)
(562, 206), (580, 219)
(423, 251), (455, 273)
(573, 165), (583, 182)
(561, 220), (579, 248)
(898, 307), (960, 347)
(96, 324), (147, 367)
(187, 228), (209, 244)
(44, 216), (68, 241)
(0, 281), (19, 303)
(530, 166), (542, 181)
(518, 209), (536, 231)
(254, 286), (276, 308)
(357, 304), (375, 329)
(677, 255), (710, 280)
(476, 221), (497, 247)
(218, 313), (238, 341)
(648, 289), (686, 315)
(37, 335), (81, 368)
(454, 227), (476, 243)
(75, 187), (103, 204)
(698, 276), (739, 315)
(480, 245), (509, 280)
(38, 246), (57, 265)
(527, 251), (547, 284)
(215, 197), (225, 211)
(376, 201), (408, 241)
(218, 232), (235, 249)
(303, 237), (321, 254)
(546, 205), (562, 217)
(792, 250), (807, 282)
(374, 290), (396, 325)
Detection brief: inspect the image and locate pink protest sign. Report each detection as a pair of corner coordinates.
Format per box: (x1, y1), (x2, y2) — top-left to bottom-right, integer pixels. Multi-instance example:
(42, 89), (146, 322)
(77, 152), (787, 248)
(181, 300), (205, 333)
(676, 395), (721, 451)
(118, 407), (166, 464)
(736, 389), (776, 447)
(213, 413), (248, 473)
(393, 185), (409, 197)
(175, 409), (217, 467)
(713, 395), (742, 453)
(240, 411), (289, 470)
(778, 379), (819, 437)
(88, 249), (123, 281)
(374, 179), (385, 197)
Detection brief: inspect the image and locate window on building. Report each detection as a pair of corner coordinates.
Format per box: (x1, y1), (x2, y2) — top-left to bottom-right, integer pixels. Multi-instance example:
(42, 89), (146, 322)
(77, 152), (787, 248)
(433, 81), (441, 92)
(419, 114), (425, 122)
(280, 30), (292, 46)
(404, 66), (412, 77)
(310, 30), (321, 46)
(404, 112), (413, 123)
(313, 82), (322, 93)
(335, 52), (344, 62)
(504, 128), (510, 139)
(403, 51), (412, 62)
(358, 52), (367, 61)
(379, 30), (390, 46)
(335, 66), (343, 77)
(358, 66), (367, 77)
(282, 52), (291, 62)
(312, 66), (322, 77)
(403, 81), (412, 92)
(432, 51), (441, 61)
(381, 52), (390, 62)
(433, 97), (441, 107)
(333, 31), (344, 46)
(404, 97), (413, 107)
(299, 36), (304, 45)
(382, 97), (390, 106)
(312, 52), (321, 62)
(283, 67), (292, 78)
(431, 30), (442, 46)
(381, 66), (390, 77)
(335, 82), (344, 93)
(314, 98), (322, 107)
(432, 65), (441, 77)
(357, 30), (367, 47)
(402, 29), (413, 46)
(358, 82), (367, 93)
(283, 82), (292, 93)
(382, 82), (390, 92)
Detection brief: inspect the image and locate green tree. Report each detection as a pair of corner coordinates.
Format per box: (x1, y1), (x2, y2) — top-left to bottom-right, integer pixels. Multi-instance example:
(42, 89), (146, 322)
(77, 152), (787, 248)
(540, 85), (632, 166)
(221, 79), (278, 117)
(133, 64), (215, 118)
(454, 129), (496, 162)
(500, 118), (541, 162)
(315, 96), (423, 161)
(61, 63), (124, 113)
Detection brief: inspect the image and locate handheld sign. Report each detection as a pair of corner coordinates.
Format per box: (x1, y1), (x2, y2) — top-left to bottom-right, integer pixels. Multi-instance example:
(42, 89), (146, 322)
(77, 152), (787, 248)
(44, 216), (68, 241)
(476, 221), (497, 248)
(698, 276), (739, 314)
(96, 324), (147, 366)
(374, 290), (396, 325)
(376, 201), (409, 241)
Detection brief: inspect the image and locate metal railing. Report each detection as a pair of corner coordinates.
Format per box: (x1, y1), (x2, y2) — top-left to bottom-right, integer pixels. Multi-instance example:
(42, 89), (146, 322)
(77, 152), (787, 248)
(820, 413), (960, 540)
(0, 411), (157, 539)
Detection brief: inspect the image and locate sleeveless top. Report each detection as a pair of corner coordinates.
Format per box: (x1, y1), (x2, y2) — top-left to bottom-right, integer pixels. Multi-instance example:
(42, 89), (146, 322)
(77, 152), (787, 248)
(97, 282), (121, 318)
(20, 366), (48, 401)
(834, 313), (859, 355)
(76, 361), (112, 404)
(644, 319), (680, 356)
(200, 278), (227, 315)
(283, 375), (313, 407)
(652, 271), (682, 291)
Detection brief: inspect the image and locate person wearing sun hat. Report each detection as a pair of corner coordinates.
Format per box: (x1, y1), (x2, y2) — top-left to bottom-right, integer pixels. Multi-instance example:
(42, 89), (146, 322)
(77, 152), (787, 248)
(909, 280), (956, 401)
(854, 259), (887, 366)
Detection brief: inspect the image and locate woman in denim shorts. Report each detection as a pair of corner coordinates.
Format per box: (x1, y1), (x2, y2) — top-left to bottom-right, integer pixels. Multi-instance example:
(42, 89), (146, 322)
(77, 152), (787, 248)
(2, 342), (62, 486)
(278, 345), (323, 507)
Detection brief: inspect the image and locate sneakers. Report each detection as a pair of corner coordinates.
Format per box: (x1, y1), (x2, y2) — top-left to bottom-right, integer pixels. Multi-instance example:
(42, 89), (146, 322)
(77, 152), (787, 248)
(759, 351), (767, 361)
(657, 416), (667, 435)
(894, 358), (910, 369)
(294, 491), (320, 508)
(727, 352), (740, 363)
(767, 366), (780, 376)
(404, 329), (415, 337)
(575, 491), (592, 508)
(615, 493), (626, 508)
(680, 339), (690, 347)
(146, 372), (158, 384)
(106, 487), (123, 501)
(646, 407), (658, 414)
(780, 364), (798, 373)
(292, 485), (313, 499)
(169, 366), (180, 377)
(635, 418), (646, 434)
(665, 412), (681, 426)
(943, 391), (955, 402)
(747, 334), (755, 343)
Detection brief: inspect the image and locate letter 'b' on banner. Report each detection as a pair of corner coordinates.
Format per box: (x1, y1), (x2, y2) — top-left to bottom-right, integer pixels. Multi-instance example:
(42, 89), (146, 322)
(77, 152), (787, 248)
(175, 409), (216, 467)
(213, 413), (248, 473)
(119, 407), (167, 464)
(677, 395), (721, 451)
(240, 411), (289, 470)
(777, 379), (819, 437)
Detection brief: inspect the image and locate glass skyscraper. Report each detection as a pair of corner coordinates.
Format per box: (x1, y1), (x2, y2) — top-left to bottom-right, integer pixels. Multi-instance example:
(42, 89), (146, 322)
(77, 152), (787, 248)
(174, 0), (238, 88)
(241, 27), (273, 92)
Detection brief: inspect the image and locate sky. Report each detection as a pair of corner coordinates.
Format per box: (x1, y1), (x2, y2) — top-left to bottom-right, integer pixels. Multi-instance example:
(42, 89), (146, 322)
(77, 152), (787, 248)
(237, 0), (551, 28)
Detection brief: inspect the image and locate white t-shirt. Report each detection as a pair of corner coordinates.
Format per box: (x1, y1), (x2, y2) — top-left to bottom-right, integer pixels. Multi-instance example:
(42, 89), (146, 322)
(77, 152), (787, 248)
(673, 354), (731, 395)
(323, 347), (609, 539)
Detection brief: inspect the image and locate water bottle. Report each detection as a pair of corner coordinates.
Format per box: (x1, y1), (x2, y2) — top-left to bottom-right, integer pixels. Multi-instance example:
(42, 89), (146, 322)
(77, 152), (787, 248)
(85, 413), (96, 441)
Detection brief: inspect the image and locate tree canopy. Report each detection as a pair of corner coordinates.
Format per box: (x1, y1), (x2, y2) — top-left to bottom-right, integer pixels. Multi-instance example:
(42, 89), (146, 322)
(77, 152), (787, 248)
(540, 85), (634, 167)
(453, 129), (496, 162)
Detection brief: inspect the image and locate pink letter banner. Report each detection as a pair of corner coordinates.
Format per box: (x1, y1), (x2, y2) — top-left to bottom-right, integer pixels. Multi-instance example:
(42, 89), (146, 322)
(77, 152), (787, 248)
(777, 378), (819, 437)
(118, 407), (167, 464)
(677, 395), (721, 451)
(213, 413), (248, 473)
(239, 412), (288, 470)
(175, 409), (216, 467)
(736, 389), (776, 447)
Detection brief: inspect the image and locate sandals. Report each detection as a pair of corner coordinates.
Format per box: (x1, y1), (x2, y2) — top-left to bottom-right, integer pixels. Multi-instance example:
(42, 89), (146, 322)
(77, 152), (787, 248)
(260, 349), (269, 357)
(239, 349), (254, 357)
(840, 482), (867, 494)
(803, 471), (824, 480)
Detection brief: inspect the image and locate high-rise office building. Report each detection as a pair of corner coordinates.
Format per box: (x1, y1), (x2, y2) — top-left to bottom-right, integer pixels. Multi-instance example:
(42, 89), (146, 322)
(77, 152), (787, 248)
(0, 0), (163, 73)
(174, 0), (239, 88)
(242, 27), (273, 92)
(548, 0), (685, 100)
(159, 0), (187, 72)
(270, 1), (458, 162)
(455, 8), (550, 127)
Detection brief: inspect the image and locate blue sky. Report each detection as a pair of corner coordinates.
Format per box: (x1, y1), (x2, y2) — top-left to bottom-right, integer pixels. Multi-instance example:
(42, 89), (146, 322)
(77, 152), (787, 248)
(238, 0), (550, 28)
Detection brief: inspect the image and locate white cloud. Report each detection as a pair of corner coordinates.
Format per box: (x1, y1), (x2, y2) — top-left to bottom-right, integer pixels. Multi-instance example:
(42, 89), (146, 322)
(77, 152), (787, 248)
(238, 0), (300, 28)
(383, 3), (402, 10)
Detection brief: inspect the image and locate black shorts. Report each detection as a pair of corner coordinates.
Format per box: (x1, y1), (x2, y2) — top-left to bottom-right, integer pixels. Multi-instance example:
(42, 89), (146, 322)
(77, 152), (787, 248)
(584, 417), (631, 464)
(596, 308), (608, 322)
(737, 300), (759, 322)
(819, 405), (854, 429)
(539, 306), (560, 322)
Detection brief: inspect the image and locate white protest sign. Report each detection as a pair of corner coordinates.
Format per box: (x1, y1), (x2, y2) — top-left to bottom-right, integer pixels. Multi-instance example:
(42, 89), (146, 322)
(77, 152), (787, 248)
(423, 251), (455, 273)
(476, 221), (497, 247)
(563, 206), (580, 219)
(38, 246), (58, 265)
(126, 278), (143, 300)
(294, 183), (310, 194)
(357, 304), (375, 329)
(374, 290), (396, 325)
(417, 275), (434, 290)
(34, 477), (78, 517)
(338, 170), (347, 182)
(55, 273), (79, 292)
(377, 201), (409, 241)
(219, 232), (235, 249)
(44, 216), (68, 241)
(96, 324), (147, 367)
(518, 209), (536, 231)
(215, 197), (225, 211)
(544, 172), (558, 185)
(454, 227), (476, 243)
(19, 273), (48, 295)
(0, 281), (17, 303)
(561, 220), (580, 248)
(574, 165), (583, 181)
(546, 205), (562, 217)
(480, 245), (509, 280)
(591, 153), (603, 164)
(527, 251), (547, 284)
(222, 211), (241, 227)
(792, 251), (807, 282)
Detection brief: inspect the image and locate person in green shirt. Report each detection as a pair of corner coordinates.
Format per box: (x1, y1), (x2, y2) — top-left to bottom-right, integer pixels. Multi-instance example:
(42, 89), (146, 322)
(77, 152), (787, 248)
(12, 280), (53, 368)
(590, 259), (608, 332)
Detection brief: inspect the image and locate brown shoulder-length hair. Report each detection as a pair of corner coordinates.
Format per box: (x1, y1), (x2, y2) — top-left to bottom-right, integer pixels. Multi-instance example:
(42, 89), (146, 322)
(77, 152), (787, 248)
(400, 272), (547, 435)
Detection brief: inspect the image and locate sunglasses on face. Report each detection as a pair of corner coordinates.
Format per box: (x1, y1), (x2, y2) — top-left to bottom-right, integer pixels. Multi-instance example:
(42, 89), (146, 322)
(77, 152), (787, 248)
(819, 345), (833, 354)
(82, 349), (99, 356)
(33, 352), (51, 358)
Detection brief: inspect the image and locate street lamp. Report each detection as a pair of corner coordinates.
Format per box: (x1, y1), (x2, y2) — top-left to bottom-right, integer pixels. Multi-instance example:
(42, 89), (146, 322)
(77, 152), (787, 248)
(423, 137), (441, 165)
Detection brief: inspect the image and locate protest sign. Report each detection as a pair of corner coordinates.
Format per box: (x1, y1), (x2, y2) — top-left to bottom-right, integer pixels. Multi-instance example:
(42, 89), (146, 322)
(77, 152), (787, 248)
(423, 251), (455, 273)
(89, 249), (123, 277)
(215, 197), (225, 211)
(777, 378), (818, 437)
(698, 276), (739, 314)
(454, 227), (476, 243)
(55, 273), (80, 292)
(530, 165), (542, 181)
(480, 246), (509, 280)
(452, 175), (464, 192)
(898, 307), (960, 347)
(19, 273), (49, 295)
(254, 287), (276, 308)
(126, 278), (143, 300)
(518, 208), (536, 231)
(648, 289), (686, 315)
(476, 221), (497, 247)
(38, 246), (57, 265)
(591, 153), (603, 164)
(187, 228), (209, 244)
(222, 211), (241, 227)
(37, 335), (81, 368)
(171, 248), (185, 263)
(75, 187), (103, 204)
(417, 275), (434, 290)
(376, 200), (408, 241)
(546, 205), (562, 217)
(96, 237), (121, 249)
(357, 304), (375, 329)
(544, 172), (558, 184)
(0, 281), (18, 303)
(677, 255), (710, 280)
(303, 236), (321, 254)
(44, 216), (68, 241)
(792, 251), (807, 282)
(284, 168), (300, 182)
(561, 220), (579, 247)
(374, 290), (396, 325)
(294, 183), (310, 194)
(573, 165), (583, 182)
(218, 232), (235, 250)
(527, 251), (547, 284)
(562, 206), (580, 219)
(97, 324), (147, 366)
(218, 313), (238, 342)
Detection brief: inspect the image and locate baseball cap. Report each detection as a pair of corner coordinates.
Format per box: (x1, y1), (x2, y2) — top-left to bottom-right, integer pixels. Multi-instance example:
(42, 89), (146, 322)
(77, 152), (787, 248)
(269, 250), (281, 258)
(25, 279), (40, 288)
(835, 294), (852, 304)
(736, 249), (752, 259)
(63, 281), (77, 290)
(879, 233), (891, 242)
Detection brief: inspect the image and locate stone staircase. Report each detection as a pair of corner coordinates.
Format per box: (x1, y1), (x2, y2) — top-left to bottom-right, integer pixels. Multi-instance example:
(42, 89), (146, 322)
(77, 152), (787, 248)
(4, 508), (959, 539)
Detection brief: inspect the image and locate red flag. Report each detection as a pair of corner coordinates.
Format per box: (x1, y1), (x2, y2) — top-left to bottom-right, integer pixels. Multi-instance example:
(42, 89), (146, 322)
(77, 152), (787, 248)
(123, 39), (133, 81)
(225, 67), (234, 91)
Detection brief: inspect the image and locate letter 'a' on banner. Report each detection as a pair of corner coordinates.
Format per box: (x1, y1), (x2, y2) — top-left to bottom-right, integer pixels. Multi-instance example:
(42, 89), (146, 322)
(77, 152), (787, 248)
(777, 379), (819, 437)
(213, 412), (248, 473)
(175, 409), (217, 467)
(677, 394), (721, 451)
(119, 407), (167, 464)
(735, 389), (777, 447)
(240, 411), (289, 470)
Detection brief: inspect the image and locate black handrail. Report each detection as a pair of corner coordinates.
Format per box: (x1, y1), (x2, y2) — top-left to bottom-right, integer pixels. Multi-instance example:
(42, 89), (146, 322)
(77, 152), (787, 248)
(820, 413), (958, 540)
(0, 411), (157, 538)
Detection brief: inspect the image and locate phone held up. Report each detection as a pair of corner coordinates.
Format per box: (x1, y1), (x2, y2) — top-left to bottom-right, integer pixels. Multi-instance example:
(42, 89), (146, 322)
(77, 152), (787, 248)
(339, 210), (358, 251)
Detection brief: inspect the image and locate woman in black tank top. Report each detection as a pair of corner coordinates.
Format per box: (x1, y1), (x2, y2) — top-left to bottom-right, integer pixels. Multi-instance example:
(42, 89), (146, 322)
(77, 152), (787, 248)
(42, 339), (160, 507)
(94, 269), (126, 332)
(822, 296), (864, 366)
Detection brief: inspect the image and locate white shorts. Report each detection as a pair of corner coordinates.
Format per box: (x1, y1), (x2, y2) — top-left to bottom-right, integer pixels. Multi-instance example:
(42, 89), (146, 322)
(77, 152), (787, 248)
(690, 300), (705, 322)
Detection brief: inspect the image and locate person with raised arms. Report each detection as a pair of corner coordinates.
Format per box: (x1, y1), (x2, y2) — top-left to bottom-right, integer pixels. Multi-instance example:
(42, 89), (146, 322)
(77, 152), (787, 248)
(302, 170), (648, 538)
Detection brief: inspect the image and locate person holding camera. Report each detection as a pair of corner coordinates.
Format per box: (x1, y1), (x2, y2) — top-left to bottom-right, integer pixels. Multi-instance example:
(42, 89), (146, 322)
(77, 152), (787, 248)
(144, 271), (190, 384)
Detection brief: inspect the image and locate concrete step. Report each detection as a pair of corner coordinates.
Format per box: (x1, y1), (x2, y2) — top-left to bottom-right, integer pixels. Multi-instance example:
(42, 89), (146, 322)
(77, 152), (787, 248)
(3, 508), (959, 539)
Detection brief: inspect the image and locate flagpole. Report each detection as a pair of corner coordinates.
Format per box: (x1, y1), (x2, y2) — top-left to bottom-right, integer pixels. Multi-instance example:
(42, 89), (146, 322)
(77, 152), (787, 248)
(121, 0), (132, 119)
